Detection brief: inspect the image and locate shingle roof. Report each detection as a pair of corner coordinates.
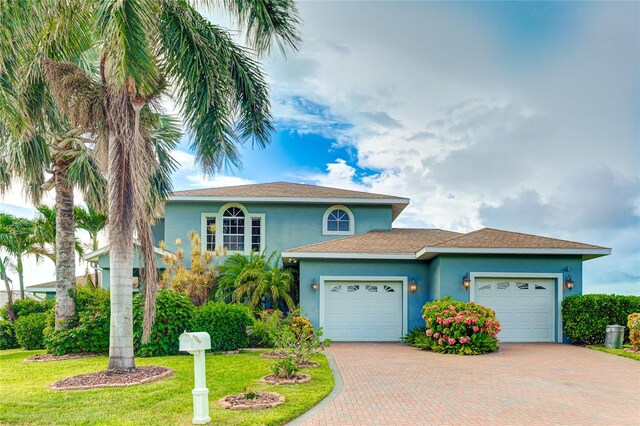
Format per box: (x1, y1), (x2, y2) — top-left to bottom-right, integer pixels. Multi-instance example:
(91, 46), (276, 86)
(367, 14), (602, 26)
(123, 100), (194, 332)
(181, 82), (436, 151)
(171, 181), (407, 201)
(285, 228), (464, 254)
(431, 228), (608, 250)
(283, 227), (610, 260)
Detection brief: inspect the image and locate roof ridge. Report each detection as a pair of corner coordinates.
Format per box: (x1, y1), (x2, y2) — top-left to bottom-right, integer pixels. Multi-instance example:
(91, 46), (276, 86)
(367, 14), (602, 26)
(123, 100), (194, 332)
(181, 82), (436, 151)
(284, 232), (370, 252)
(431, 228), (484, 247)
(479, 227), (609, 249)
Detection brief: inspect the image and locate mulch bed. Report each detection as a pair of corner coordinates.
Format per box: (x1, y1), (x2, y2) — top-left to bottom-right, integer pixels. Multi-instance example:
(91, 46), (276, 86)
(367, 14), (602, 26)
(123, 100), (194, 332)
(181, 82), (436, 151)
(296, 361), (320, 369)
(625, 348), (640, 353)
(26, 353), (101, 362)
(50, 366), (174, 391)
(207, 349), (239, 355)
(219, 391), (285, 410)
(260, 373), (311, 385)
(259, 351), (288, 359)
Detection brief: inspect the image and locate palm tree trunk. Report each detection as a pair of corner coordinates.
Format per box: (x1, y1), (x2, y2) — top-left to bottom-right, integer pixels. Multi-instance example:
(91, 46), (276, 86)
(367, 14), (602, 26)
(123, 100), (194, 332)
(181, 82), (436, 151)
(138, 219), (158, 344)
(16, 256), (24, 300)
(55, 171), (76, 329)
(0, 260), (16, 321)
(106, 89), (137, 372)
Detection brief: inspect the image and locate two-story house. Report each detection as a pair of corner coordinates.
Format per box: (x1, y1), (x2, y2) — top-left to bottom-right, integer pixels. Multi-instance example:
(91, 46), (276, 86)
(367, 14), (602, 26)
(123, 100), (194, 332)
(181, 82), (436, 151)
(85, 181), (611, 343)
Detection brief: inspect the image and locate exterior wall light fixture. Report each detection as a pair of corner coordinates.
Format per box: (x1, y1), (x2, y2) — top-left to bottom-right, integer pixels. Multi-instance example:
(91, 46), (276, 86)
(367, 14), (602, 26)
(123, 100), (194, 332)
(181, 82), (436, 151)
(408, 278), (417, 293)
(565, 275), (575, 291)
(462, 273), (471, 291)
(311, 280), (318, 292)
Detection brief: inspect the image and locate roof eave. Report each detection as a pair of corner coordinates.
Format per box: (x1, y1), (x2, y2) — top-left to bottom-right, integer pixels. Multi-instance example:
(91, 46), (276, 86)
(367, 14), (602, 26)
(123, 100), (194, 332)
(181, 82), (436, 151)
(415, 247), (612, 260)
(282, 251), (415, 261)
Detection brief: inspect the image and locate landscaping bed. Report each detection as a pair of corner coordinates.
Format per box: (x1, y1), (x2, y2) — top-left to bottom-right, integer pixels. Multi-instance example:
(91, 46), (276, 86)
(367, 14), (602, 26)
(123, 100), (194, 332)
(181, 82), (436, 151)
(26, 353), (100, 362)
(50, 366), (174, 390)
(218, 391), (285, 410)
(260, 373), (311, 385)
(587, 345), (640, 361)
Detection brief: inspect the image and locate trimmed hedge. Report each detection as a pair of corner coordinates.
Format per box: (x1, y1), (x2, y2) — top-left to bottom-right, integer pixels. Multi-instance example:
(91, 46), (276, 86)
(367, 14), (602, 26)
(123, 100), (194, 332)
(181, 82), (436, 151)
(133, 290), (194, 357)
(1, 298), (54, 321)
(193, 302), (253, 352)
(44, 287), (110, 355)
(562, 294), (640, 345)
(0, 320), (19, 349)
(14, 312), (47, 350)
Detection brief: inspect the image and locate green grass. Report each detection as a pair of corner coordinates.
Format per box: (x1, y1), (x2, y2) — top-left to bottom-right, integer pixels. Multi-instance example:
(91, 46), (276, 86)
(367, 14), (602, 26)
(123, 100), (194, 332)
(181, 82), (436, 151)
(587, 345), (640, 361)
(0, 349), (333, 425)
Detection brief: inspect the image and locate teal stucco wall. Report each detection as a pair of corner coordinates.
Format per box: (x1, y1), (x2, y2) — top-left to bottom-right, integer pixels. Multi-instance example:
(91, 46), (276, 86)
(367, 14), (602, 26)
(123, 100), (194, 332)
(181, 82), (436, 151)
(298, 258), (430, 331)
(163, 201), (392, 258)
(298, 254), (584, 341)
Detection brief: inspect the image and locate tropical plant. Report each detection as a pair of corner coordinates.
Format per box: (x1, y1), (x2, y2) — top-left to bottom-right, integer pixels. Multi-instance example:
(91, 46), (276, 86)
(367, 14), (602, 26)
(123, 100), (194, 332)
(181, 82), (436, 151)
(217, 251), (296, 310)
(32, 205), (85, 263)
(0, 254), (17, 320)
(14, 312), (48, 350)
(0, 213), (41, 300)
(12, 0), (300, 372)
(160, 231), (224, 306)
(420, 297), (501, 355)
(74, 205), (108, 287)
(192, 302), (253, 352)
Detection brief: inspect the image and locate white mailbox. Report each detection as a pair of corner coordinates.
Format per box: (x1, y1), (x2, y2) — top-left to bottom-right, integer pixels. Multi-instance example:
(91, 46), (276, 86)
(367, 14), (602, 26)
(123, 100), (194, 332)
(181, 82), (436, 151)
(179, 332), (211, 353)
(179, 331), (211, 424)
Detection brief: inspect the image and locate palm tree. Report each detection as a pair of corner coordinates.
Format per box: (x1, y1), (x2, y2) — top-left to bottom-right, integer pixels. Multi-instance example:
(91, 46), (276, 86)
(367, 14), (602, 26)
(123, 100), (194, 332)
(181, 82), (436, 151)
(74, 205), (108, 287)
(0, 213), (41, 300)
(0, 2), (107, 329)
(27, 0), (300, 372)
(0, 254), (17, 321)
(251, 267), (296, 311)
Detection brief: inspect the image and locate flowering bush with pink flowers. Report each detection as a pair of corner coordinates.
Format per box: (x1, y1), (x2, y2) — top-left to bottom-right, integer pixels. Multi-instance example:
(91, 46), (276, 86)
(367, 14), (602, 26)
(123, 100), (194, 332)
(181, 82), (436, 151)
(418, 296), (501, 355)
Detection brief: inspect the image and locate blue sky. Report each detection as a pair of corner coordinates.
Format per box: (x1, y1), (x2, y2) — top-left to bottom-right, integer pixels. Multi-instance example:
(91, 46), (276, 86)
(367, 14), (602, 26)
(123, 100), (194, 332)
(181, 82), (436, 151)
(1, 1), (638, 295)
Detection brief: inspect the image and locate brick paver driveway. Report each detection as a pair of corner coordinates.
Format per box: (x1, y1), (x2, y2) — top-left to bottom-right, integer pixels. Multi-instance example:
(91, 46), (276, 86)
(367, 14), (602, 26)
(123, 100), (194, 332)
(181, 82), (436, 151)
(298, 343), (640, 425)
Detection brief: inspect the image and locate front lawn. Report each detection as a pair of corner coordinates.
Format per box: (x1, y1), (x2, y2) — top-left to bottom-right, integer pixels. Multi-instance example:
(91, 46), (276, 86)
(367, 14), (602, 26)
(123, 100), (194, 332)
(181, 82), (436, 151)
(587, 345), (640, 361)
(0, 349), (333, 425)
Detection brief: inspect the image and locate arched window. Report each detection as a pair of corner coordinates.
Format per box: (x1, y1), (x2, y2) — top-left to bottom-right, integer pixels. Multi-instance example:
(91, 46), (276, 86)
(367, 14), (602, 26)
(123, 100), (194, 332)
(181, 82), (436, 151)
(223, 207), (245, 251)
(323, 205), (354, 235)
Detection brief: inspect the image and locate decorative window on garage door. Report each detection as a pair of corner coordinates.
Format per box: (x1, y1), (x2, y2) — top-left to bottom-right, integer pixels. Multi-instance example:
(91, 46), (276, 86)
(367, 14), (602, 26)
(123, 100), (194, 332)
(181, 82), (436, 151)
(329, 285), (342, 292)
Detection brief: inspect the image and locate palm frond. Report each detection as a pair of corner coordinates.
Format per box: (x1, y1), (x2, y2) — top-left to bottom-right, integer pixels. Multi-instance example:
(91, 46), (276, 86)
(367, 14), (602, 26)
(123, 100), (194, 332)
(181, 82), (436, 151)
(203, 0), (302, 56)
(96, 0), (159, 96)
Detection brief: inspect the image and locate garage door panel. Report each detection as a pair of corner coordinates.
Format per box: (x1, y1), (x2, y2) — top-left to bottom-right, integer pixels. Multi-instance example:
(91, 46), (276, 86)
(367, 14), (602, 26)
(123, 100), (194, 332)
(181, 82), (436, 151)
(475, 277), (555, 343)
(323, 280), (402, 342)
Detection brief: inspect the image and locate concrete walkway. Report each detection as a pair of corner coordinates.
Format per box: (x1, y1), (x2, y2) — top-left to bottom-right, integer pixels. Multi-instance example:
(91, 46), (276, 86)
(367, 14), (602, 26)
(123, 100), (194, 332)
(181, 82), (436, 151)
(297, 343), (640, 425)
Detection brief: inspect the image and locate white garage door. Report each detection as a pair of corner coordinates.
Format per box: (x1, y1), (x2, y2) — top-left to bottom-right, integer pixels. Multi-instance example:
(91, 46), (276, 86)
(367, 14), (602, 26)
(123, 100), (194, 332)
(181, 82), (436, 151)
(474, 278), (555, 342)
(323, 281), (402, 341)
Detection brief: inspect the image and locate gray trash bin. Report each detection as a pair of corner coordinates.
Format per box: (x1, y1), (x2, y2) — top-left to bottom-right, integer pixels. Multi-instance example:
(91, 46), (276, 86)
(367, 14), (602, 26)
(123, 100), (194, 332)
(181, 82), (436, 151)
(604, 324), (625, 349)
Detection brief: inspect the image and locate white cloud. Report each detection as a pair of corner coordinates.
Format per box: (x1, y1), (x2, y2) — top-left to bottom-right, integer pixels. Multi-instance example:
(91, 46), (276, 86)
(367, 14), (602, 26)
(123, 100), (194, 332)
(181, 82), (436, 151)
(185, 174), (255, 189)
(264, 2), (639, 294)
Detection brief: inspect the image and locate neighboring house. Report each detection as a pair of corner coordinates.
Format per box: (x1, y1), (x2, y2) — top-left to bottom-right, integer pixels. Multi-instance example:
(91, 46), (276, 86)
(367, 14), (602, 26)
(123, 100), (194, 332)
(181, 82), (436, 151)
(86, 181), (611, 343)
(26, 274), (139, 299)
(0, 290), (25, 307)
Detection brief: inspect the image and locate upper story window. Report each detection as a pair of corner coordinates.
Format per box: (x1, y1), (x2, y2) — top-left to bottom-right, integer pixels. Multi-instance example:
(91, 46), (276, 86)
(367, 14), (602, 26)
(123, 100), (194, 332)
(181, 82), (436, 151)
(223, 207), (245, 251)
(201, 203), (264, 254)
(323, 205), (354, 236)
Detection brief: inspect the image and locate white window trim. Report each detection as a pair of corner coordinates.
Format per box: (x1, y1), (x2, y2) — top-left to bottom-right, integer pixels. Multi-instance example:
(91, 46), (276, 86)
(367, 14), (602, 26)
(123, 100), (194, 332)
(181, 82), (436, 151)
(200, 202), (265, 254)
(322, 205), (355, 236)
(469, 272), (564, 343)
(319, 275), (408, 339)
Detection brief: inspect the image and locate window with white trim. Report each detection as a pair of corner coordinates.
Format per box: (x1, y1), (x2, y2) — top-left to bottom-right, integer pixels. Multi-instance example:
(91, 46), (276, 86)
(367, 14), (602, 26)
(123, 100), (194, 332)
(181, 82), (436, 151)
(200, 203), (265, 254)
(223, 207), (245, 251)
(322, 205), (354, 235)
(205, 217), (216, 251)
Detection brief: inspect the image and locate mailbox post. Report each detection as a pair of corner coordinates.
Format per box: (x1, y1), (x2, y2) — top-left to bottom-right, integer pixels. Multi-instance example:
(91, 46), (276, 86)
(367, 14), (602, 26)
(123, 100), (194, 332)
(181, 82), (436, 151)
(179, 331), (212, 425)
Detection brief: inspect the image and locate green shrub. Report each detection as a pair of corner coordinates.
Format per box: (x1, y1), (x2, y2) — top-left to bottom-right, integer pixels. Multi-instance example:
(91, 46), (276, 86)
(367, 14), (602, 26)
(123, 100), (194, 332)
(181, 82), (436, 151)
(628, 313), (640, 349)
(193, 302), (253, 352)
(402, 325), (426, 345)
(562, 294), (640, 345)
(419, 297), (500, 355)
(133, 290), (194, 357)
(14, 312), (47, 350)
(1, 298), (54, 321)
(0, 320), (19, 349)
(44, 287), (110, 355)
(247, 310), (283, 348)
(271, 357), (299, 379)
(274, 314), (330, 364)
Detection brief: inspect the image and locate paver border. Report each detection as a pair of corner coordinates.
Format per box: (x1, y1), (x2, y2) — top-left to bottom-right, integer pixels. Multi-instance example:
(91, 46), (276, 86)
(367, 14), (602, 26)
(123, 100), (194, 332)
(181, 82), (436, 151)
(284, 353), (343, 426)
